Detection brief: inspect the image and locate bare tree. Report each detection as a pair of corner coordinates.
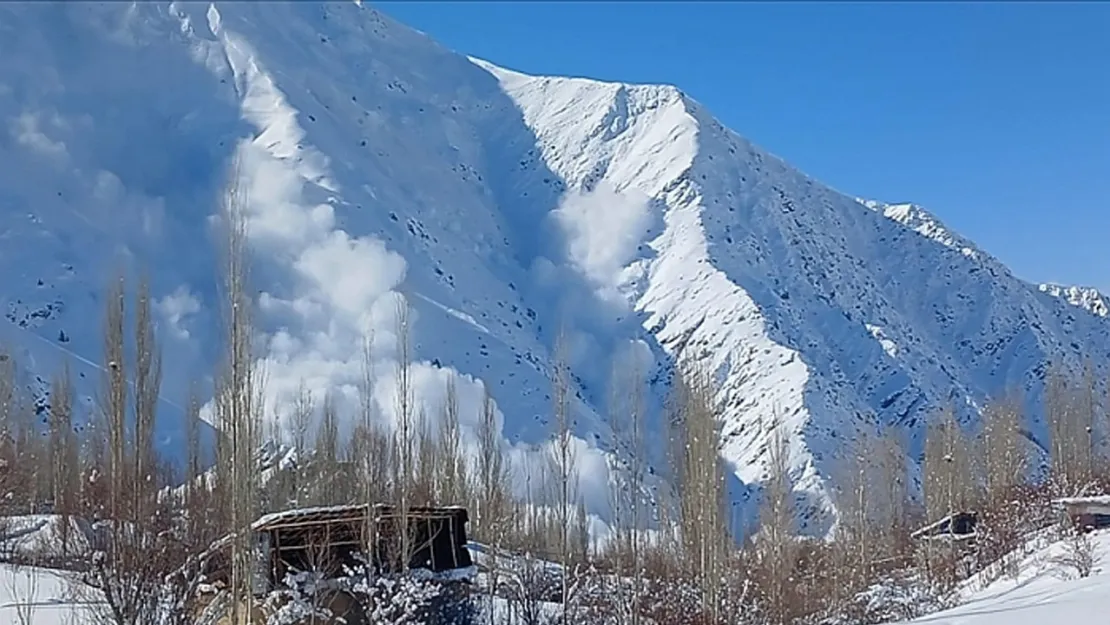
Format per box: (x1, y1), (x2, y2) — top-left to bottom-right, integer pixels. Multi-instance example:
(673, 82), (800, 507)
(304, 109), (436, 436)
(573, 496), (590, 564)
(82, 526), (170, 625)
(923, 404), (975, 521)
(469, 390), (511, 625)
(79, 400), (109, 522)
(184, 383), (203, 520)
(504, 456), (559, 625)
(977, 392), (1027, 506)
(753, 410), (796, 625)
(215, 158), (264, 625)
(48, 362), (78, 558)
(437, 375), (466, 505)
(832, 426), (876, 597)
(674, 363), (728, 623)
(504, 551), (557, 625)
(1078, 361), (1098, 485)
(1046, 363), (1098, 496)
(605, 346), (648, 625)
(0, 347), (16, 516)
(473, 385), (509, 544)
(356, 333), (380, 578)
(286, 380), (316, 508)
(920, 403), (978, 591)
(81, 275), (184, 625)
(0, 350), (42, 518)
(655, 377), (688, 568)
(132, 273), (162, 521)
(547, 328), (580, 621)
(1051, 516), (1099, 580)
(102, 272), (129, 524)
(393, 295), (415, 573)
(313, 392), (340, 506)
(414, 406), (438, 506)
(83, 271), (162, 625)
(874, 425), (911, 562)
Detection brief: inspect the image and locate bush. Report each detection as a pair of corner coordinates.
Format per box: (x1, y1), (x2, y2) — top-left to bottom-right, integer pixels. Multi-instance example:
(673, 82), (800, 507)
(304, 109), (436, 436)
(345, 572), (475, 625)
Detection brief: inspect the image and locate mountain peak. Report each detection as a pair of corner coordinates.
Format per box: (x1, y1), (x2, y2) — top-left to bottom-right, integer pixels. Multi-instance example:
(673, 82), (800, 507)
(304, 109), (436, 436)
(859, 199), (984, 262)
(4, 1), (1110, 538)
(1038, 283), (1110, 317)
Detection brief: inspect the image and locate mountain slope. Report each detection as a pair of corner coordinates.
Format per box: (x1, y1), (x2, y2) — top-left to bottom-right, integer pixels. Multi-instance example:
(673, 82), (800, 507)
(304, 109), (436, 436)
(2, 1), (1108, 535)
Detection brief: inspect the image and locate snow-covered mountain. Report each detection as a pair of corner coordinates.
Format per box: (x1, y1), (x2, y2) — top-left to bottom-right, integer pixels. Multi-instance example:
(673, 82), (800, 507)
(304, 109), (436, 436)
(1037, 283), (1110, 318)
(2, 1), (1108, 536)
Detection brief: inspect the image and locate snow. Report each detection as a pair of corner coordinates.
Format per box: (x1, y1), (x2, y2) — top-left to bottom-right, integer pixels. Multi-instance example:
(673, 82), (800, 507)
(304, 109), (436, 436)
(0, 563), (95, 625)
(3, 0), (1110, 540)
(3, 517), (1110, 624)
(1054, 495), (1110, 506)
(899, 529), (1110, 624)
(1053, 496), (1110, 516)
(1037, 283), (1110, 317)
(0, 515), (97, 562)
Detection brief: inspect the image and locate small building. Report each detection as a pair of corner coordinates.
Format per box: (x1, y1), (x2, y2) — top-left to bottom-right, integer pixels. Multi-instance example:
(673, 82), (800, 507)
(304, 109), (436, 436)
(249, 503), (474, 595)
(911, 511), (978, 542)
(1053, 496), (1110, 532)
(911, 511), (979, 580)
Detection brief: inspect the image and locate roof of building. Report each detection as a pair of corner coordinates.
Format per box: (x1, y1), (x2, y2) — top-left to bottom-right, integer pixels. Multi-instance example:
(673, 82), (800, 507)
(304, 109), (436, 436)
(253, 503), (469, 532)
(1053, 495), (1110, 515)
(911, 511), (978, 540)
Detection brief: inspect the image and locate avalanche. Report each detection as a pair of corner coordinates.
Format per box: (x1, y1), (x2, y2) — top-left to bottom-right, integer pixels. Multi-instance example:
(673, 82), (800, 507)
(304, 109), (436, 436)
(1, 0), (1109, 538)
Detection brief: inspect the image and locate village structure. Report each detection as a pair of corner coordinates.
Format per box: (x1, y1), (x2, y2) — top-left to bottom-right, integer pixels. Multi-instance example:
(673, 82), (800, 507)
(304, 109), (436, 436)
(248, 503), (475, 594)
(183, 503), (475, 624)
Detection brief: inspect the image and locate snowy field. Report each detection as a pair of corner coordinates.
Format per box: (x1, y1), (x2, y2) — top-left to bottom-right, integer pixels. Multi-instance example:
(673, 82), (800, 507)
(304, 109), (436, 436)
(901, 529), (1110, 624)
(1, 531), (1109, 624)
(0, 563), (95, 625)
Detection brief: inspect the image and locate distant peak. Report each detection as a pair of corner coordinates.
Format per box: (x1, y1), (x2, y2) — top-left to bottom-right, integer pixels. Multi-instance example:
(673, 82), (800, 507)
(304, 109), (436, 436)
(858, 198), (982, 261)
(1038, 283), (1110, 317)
(469, 56), (684, 100)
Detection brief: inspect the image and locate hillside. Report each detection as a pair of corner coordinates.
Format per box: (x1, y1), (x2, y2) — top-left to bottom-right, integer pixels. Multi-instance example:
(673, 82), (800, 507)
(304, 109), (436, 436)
(2, 1), (1108, 535)
(896, 528), (1110, 624)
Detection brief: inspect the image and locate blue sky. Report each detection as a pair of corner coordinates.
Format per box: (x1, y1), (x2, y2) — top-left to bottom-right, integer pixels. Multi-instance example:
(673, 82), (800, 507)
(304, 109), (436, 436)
(378, 1), (1110, 291)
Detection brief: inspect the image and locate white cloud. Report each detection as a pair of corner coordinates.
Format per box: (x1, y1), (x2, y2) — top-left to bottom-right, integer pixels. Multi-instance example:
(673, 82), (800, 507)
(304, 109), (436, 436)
(156, 285), (201, 341)
(10, 111), (69, 163)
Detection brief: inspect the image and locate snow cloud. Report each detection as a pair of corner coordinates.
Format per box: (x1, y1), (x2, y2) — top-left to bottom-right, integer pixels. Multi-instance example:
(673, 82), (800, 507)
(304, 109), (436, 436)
(195, 14), (619, 533)
(551, 181), (653, 307)
(527, 183), (662, 411)
(156, 285), (202, 341)
(208, 28), (506, 458)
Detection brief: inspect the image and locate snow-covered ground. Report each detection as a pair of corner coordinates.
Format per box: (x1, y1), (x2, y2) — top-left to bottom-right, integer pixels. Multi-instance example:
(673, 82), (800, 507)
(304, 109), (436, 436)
(2, 524), (1110, 624)
(0, 516), (98, 625)
(4, 1), (1110, 536)
(0, 563), (94, 625)
(900, 529), (1110, 624)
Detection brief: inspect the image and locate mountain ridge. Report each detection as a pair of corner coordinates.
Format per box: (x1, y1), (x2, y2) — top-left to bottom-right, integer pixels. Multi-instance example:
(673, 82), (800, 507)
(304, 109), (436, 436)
(2, 0), (1107, 537)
